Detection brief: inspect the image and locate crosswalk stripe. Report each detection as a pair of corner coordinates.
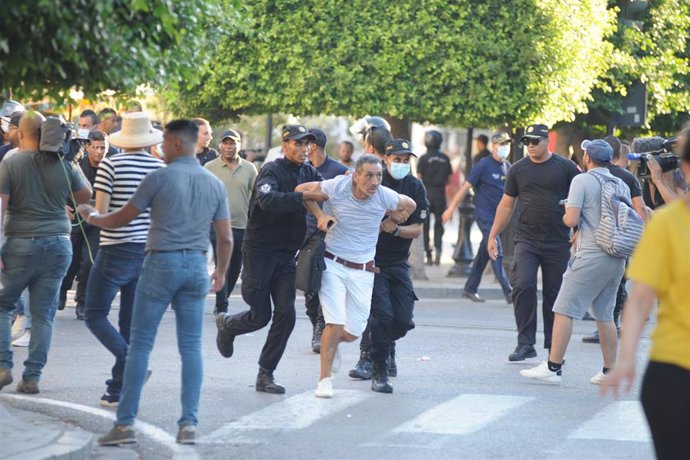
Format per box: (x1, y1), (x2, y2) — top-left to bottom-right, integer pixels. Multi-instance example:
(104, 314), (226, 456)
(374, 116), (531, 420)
(199, 390), (372, 444)
(568, 400), (651, 443)
(392, 394), (534, 435)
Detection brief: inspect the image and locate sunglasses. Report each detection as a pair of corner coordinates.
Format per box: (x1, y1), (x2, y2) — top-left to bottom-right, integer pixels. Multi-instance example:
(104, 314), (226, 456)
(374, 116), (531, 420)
(522, 138), (544, 146)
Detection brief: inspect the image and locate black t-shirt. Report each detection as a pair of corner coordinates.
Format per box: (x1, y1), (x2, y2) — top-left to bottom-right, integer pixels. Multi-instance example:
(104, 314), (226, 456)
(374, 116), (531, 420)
(375, 172), (429, 266)
(417, 149), (452, 190)
(607, 164), (641, 198)
(243, 158), (322, 255)
(504, 154), (579, 244)
(196, 147), (219, 166)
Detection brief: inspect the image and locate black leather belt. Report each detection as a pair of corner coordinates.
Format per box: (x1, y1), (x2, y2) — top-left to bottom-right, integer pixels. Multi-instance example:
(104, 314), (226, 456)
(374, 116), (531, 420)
(325, 251), (380, 274)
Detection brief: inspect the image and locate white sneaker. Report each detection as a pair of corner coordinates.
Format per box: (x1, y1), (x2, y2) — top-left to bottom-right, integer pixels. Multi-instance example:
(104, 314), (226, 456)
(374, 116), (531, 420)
(11, 315), (26, 341)
(520, 361), (562, 384)
(590, 371), (607, 385)
(12, 330), (30, 347)
(315, 377), (333, 398)
(331, 349), (341, 374)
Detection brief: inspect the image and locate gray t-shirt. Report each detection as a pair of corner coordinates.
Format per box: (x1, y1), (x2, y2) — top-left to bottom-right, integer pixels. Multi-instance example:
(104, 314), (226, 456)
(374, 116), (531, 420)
(129, 156), (230, 252)
(0, 150), (86, 238)
(566, 167), (630, 254)
(321, 174), (400, 263)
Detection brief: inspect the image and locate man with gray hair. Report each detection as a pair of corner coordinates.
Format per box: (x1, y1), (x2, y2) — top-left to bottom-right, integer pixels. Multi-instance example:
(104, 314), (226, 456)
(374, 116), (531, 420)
(296, 154), (417, 398)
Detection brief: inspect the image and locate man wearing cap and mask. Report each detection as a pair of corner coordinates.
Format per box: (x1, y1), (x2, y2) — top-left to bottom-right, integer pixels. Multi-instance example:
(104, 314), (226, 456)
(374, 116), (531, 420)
(417, 130), (452, 265)
(205, 129), (258, 315)
(521, 139), (630, 385)
(362, 138), (428, 393)
(442, 131), (513, 304)
(488, 124), (579, 363)
(304, 128), (348, 353)
(215, 125), (323, 395)
(82, 112), (165, 406)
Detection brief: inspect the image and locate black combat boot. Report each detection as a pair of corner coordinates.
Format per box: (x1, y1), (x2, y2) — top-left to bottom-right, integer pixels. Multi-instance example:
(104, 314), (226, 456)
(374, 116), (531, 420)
(255, 367), (285, 394)
(387, 350), (397, 378)
(348, 350), (373, 380)
(425, 249), (433, 266)
(371, 361), (393, 393)
(311, 318), (325, 354)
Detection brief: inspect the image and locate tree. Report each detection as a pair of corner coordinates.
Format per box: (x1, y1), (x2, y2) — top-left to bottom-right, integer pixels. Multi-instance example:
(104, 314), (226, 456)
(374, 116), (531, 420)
(0, 0), (233, 102)
(165, 0), (615, 128)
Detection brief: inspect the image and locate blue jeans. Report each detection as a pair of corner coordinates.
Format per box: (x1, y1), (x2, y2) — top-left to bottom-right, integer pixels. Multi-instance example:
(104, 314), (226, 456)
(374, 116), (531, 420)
(116, 250), (209, 427)
(464, 220), (512, 296)
(0, 236), (71, 381)
(84, 243), (145, 395)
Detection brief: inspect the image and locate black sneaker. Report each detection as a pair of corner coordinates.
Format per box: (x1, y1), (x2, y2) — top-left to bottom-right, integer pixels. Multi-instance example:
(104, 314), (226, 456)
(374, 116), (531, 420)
(215, 313), (235, 358)
(100, 392), (119, 407)
(508, 344), (537, 362)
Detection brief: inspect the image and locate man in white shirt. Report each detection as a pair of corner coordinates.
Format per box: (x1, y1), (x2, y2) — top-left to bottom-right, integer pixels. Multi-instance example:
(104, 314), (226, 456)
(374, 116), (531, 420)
(296, 154), (416, 398)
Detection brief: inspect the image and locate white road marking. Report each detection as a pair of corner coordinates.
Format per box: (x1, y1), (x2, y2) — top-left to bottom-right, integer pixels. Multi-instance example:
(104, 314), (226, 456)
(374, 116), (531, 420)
(200, 389), (371, 444)
(569, 400), (651, 443)
(392, 394), (534, 435)
(0, 394), (199, 459)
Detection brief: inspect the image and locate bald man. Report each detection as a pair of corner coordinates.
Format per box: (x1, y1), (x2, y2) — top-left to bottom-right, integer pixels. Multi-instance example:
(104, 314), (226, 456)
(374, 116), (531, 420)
(0, 111), (92, 394)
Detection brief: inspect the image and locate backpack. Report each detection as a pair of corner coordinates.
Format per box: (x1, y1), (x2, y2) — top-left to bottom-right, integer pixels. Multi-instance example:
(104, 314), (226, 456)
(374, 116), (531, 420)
(588, 171), (644, 258)
(295, 229), (327, 293)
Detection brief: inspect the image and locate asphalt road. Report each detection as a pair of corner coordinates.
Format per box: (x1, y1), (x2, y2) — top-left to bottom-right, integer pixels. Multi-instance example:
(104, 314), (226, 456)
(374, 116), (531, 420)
(1, 294), (655, 459)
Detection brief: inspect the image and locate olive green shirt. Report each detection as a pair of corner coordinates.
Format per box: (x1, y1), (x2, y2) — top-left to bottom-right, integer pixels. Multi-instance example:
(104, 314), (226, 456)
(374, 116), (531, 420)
(204, 156), (257, 229)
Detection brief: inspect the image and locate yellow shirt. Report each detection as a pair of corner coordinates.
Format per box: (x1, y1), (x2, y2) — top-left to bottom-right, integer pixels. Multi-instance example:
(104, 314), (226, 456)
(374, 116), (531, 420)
(627, 200), (690, 371)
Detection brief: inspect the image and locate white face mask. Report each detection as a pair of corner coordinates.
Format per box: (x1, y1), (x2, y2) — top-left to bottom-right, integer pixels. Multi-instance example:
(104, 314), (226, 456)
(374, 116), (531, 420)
(389, 162), (410, 180)
(497, 145), (510, 159)
(77, 128), (91, 139)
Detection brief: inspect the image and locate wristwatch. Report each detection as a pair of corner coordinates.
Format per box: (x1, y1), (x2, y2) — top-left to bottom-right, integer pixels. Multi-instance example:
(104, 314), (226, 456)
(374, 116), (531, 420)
(87, 211), (99, 224)
(393, 226), (401, 237)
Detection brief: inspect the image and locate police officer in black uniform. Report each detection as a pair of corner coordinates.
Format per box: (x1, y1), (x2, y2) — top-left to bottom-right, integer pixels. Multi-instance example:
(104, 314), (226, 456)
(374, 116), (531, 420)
(417, 130), (452, 265)
(348, 139), (429, 392)
(215, 125), (322, 394)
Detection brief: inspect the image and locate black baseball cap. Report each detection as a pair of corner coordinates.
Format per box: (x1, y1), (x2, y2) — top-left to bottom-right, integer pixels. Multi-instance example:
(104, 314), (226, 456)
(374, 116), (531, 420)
(281, 125), (315, 142)
(220, 129), (241, 143)
(521, 124), (549, 141)
(308, 128), (327, 148)
(385, 138), (417, 157)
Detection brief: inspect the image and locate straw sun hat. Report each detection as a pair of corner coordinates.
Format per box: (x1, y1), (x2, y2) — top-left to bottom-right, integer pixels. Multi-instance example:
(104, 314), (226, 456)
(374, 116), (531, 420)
(108, 112), (163, 149)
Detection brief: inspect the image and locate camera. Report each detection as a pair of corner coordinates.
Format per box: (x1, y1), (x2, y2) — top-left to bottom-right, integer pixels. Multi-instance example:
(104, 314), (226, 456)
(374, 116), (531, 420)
(627, 136), (679, 179)
(39, 116), (89, 163)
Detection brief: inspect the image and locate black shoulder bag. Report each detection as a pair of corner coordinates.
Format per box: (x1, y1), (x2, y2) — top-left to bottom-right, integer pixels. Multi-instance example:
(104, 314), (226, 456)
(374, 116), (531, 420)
(295, 229), (327, 293)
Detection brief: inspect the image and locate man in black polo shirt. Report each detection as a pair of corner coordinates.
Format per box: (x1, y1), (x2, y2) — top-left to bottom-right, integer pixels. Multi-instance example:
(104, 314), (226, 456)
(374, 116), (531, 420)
(582, 135), (646, 344)
(488, 124), (579, 362)
(417, 130), (452, 265)
(215, 125), (323, 394)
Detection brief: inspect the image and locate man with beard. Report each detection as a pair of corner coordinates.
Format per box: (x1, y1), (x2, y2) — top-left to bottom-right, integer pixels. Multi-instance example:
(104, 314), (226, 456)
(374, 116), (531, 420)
(205, 129), (258, 315)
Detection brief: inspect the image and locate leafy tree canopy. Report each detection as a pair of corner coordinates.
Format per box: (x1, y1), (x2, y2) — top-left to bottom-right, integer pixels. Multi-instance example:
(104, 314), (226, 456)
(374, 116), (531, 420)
(1, 0), (232, 102)
(166, 0), (615, 127)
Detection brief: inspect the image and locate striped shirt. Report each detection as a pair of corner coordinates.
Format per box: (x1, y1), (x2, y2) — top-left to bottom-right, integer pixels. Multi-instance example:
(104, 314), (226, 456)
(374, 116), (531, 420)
(321, 174), (400, 263)
(94, 152), (165, 245)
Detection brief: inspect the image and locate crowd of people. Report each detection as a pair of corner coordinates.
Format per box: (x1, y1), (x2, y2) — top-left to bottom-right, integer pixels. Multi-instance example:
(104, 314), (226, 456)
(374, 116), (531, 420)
(0, 99), (688, 456)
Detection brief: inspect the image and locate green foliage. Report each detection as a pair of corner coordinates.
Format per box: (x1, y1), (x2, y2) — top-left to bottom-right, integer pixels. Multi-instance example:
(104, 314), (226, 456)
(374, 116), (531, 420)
(0, 0), (231, 102)
(166, 0), (615, 127)
(589, 0), (690, 131)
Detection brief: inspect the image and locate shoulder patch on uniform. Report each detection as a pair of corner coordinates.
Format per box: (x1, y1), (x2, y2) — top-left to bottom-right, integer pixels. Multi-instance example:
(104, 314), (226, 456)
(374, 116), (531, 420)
(259, 183), (272, 194)
(420, 210), (428, 219)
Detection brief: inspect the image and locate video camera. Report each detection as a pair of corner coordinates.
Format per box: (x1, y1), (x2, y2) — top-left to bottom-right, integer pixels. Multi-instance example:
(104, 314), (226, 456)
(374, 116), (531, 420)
(627, 136), (679, 179)
(39, 116), (90, 163)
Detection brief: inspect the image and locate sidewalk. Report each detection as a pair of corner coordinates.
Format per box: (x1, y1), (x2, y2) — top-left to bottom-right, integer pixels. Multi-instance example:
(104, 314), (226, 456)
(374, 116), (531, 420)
(0, 400), (93, 460)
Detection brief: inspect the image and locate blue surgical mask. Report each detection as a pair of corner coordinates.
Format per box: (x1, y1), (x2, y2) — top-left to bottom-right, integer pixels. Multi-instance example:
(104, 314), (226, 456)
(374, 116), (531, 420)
(389, 162), (410, 180)
(497, 145), (510, 159)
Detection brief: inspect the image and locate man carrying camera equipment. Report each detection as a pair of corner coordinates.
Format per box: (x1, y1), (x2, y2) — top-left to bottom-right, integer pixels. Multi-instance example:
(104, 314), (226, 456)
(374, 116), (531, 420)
(631, 136), (685, 208)
(0, 111), (92, 394)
